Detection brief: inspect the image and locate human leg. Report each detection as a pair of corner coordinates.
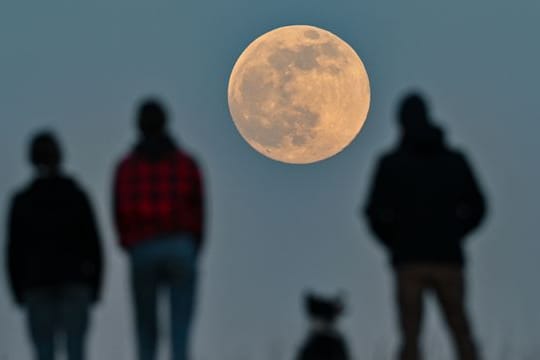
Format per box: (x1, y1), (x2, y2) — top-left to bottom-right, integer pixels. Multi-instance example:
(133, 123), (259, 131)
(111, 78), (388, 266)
(131, 244), (161, 360)
(396, 266), (426, 360)
(60, 286), (91, 360)
(432, 266), (479, 360)
(162, 236), (197, 360)
(25, 289), (58, 360)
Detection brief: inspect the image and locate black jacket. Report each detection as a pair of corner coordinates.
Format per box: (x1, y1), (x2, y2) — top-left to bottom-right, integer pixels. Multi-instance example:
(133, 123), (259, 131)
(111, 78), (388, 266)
(6, 175), (103, 305)
(365, 126), (486, 266)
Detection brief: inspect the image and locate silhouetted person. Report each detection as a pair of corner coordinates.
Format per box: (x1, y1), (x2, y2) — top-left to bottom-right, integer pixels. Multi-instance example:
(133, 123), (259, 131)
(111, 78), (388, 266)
(364, 93), (486, 360)
(6, 131), (103, 360)
(296, 292), (350, 360)
(113, 99), (205, 360)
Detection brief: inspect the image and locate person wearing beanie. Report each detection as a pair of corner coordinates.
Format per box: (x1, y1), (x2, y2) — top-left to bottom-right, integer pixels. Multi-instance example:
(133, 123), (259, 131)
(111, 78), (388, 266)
(6, 131), (103, 360)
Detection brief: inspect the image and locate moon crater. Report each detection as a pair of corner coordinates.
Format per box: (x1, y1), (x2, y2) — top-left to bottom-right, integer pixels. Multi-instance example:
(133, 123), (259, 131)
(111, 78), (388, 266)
(228, 25), (370, 164)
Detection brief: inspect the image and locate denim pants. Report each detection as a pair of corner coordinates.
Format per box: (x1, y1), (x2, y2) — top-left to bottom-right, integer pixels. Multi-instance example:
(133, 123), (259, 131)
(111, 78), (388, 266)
(25, 285), (91, 360)
(129, 234), (197, 360)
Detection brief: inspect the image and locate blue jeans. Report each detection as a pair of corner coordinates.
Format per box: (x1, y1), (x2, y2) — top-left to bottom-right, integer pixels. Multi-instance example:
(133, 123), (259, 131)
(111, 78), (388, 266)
(25, 285), (91, 360)
(129, 234), (197, 360)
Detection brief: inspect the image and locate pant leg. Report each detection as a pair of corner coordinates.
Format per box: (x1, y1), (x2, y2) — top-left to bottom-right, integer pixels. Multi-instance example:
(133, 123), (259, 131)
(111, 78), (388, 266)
(161, 235), (197, 360)
(59, 286), (91, 360)
(25, 289), (58, 360)
(130, 245), (161, 360)
(431, 266), (479, 360)
(396, 266), (427, 360)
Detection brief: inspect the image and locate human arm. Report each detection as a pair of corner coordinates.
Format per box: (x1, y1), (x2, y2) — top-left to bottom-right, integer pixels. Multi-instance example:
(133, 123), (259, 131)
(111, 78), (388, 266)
(189, 160), (205, 253)
(456, 154), (487, 238)
(364, 158), (398, 248)
(6, 195), (25, 306)
(77, 189), (104, 305)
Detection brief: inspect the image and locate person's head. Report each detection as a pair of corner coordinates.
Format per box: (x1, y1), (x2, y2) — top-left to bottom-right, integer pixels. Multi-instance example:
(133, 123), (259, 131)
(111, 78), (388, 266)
(29, 131), (63, 174)
(137, 99), (168, 138)
(398, 92), (430, 133)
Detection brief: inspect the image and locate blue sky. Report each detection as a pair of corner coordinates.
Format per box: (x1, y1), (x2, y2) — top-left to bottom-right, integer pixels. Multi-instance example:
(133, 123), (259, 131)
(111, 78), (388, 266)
(1, 1), (539, 359)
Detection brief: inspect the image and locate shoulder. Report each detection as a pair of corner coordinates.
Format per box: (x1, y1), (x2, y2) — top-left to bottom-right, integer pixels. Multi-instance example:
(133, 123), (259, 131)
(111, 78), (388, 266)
(9, 187), (29, 210)
(380, 151), (398, 164)
(176, 149), (202, 171)
(118, 152), (137, 167)
(115, 152), (139, 175)
(59, 174), (80, 186)
(63, 176), (89, 197)
(9, 178), (39, 207)
(444, 147), (470, 167)
(375, 149), (402, 172)
(52, 176), (92, 204)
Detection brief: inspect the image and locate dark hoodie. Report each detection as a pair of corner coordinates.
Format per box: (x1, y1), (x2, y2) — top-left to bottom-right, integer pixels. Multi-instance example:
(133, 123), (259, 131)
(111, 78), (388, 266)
(6, 175), (103, 305)
(365, 124), (486, 266)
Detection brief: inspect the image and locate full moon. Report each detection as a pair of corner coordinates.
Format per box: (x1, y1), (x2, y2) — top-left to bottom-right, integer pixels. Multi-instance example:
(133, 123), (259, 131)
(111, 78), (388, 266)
(228, 25), (370, 164)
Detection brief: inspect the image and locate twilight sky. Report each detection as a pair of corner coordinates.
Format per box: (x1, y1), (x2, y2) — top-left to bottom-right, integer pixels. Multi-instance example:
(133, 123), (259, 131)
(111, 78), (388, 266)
(1, 1), (539, 359)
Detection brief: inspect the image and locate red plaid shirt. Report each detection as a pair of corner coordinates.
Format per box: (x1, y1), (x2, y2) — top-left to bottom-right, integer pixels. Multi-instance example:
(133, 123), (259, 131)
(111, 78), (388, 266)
(114, 149), (204, 250)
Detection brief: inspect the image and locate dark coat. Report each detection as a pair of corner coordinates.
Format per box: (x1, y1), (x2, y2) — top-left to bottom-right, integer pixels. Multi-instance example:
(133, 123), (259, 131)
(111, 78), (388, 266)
(6, 175), (103, 305)
(365, 126), (486, 266)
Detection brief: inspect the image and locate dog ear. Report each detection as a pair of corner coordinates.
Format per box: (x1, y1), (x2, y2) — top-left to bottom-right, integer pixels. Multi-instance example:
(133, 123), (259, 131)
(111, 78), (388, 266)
(303, 291), (311, 304)
(303, 290), (316, 313)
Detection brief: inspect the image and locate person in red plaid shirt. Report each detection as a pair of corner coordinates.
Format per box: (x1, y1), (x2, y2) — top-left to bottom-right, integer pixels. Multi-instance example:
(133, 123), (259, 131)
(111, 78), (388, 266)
(113, 99), (204, 360)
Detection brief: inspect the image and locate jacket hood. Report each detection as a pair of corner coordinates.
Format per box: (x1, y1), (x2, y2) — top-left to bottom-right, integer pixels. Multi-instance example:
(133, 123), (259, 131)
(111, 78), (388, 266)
(134, 134), (178, 161)
(400, 123), (445, 154)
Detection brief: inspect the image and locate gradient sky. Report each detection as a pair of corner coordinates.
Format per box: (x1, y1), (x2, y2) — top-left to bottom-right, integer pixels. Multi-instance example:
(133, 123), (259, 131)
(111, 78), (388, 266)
(1, 1), (539, 359)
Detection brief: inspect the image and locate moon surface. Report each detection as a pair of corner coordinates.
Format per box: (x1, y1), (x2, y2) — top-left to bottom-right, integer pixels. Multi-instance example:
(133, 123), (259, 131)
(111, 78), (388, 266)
(228, 25), (370, 164)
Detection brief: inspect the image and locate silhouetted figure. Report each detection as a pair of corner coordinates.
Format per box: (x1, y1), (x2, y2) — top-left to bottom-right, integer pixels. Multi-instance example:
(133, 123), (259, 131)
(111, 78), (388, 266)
(296, 292), (350, 360)
(6, 131), (103, 360)
(113, 99), (205, 360)
(364, 93), (486, 360)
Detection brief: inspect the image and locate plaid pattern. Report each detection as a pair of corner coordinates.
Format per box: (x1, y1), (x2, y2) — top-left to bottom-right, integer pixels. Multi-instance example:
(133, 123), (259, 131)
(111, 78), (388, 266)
(114, 150), (204, 250)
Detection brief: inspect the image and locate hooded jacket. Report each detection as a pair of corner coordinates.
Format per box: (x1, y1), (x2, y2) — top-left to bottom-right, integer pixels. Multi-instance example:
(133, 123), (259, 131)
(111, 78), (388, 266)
(365, 124), (486, 266)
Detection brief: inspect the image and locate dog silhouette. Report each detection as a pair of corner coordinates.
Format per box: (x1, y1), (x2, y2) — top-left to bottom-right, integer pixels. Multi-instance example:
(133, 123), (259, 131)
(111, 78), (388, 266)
(296, 292), (350, 360)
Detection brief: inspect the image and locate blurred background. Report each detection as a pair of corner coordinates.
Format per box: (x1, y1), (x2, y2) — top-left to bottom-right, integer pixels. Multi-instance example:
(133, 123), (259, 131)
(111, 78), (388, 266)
(1, 0), (539, 359)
